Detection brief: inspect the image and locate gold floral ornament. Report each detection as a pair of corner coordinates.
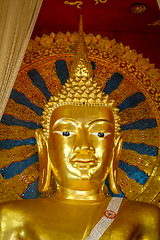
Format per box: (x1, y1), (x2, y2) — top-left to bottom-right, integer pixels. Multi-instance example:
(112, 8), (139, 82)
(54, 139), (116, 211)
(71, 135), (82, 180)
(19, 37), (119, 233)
(39, 34), (53, 48)
(130, 3), (146, 13)
(41, 15), (121, 139)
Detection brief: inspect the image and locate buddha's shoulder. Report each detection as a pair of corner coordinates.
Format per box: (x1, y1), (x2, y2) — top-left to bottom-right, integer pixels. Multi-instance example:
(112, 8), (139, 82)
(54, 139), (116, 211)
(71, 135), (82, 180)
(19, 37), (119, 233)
(121, 198), (160, 221)
(0, 198), (57, 216)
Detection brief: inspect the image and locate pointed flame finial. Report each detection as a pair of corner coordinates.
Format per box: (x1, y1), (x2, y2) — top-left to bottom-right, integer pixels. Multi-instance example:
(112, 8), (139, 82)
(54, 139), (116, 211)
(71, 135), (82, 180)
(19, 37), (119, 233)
(69, 15), (94, 78)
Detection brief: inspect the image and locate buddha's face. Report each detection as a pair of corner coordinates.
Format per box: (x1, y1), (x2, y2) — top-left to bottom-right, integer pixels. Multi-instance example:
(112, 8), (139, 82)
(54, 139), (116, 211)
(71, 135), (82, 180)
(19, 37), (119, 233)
(48, 105), (115, 191)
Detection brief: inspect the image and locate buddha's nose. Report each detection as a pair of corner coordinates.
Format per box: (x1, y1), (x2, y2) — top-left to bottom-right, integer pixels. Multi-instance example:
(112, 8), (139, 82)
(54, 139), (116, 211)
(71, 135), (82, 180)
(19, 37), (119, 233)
(74, 127), (94, 153)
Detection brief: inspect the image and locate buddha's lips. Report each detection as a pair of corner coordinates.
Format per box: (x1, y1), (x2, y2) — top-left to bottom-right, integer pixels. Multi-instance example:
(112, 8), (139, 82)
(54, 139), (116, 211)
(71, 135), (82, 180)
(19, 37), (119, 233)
(71, 159), (96, 164)
(70, 160), (98, 169)
(69, 154), (98, 167)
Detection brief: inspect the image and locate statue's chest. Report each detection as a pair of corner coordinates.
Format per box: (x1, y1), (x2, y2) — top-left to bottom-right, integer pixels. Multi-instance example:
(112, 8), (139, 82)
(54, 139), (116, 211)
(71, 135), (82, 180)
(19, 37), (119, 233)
(26, 203), (97, 240)
(99, 217), (142, 240)
(15, 202), (140, 240)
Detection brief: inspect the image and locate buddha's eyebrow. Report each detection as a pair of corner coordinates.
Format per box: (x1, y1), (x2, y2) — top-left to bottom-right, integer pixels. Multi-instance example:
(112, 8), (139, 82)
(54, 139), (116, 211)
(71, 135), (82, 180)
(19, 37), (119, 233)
(52, 118), (79, 130)
(88, 119), (113, 128)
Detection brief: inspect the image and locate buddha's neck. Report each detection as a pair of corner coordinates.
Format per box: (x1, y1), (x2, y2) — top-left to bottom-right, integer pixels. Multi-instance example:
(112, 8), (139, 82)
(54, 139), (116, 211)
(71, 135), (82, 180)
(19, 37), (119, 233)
(55, 185), (106, 201)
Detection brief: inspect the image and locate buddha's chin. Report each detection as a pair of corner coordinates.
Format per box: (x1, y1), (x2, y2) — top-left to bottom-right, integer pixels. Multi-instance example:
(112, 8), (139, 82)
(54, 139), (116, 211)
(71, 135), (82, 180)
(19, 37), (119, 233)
(66, 159), (100, 181)
(71, 167), (97, 180)
(80, 171), (92, 180)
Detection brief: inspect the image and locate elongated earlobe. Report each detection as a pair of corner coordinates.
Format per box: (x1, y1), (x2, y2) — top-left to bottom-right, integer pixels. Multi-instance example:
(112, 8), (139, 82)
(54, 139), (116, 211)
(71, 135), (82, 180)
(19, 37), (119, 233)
(108, 135), (123, 195)
(35, 129), (52, 192)
(108, 152), (120, 194)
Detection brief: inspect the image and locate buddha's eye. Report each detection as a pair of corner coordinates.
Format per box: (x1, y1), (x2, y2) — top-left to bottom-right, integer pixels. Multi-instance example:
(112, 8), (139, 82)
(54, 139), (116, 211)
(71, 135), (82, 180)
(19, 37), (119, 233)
(98, 132), (104, 137)
(91, 132), (111, 138)
(62, 131), (70, 136)
(53, 131), (76, 137)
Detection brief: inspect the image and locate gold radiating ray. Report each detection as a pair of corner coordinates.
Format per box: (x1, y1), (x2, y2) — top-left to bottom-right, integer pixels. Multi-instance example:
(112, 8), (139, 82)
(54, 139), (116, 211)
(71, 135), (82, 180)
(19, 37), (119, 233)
(0, 124), (35, 141)
(22, 162), (39, 185)
(109, 77), (138, 106)
(0, 145), (37, 169)
(14, 74), (47, 109)
(121, 149), (157, 176)
(120, 100), (154, 124)
(4, 99), (42, 124)
(117, 168), (143, 199)
(0, 174), (22, 203)
(122, 128), (158, 147)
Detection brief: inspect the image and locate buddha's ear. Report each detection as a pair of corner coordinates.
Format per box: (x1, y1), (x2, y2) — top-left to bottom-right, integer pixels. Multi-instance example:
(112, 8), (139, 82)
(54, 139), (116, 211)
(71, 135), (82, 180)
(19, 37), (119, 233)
(35, 129), (52, 192)
(108, 134), (123, 195)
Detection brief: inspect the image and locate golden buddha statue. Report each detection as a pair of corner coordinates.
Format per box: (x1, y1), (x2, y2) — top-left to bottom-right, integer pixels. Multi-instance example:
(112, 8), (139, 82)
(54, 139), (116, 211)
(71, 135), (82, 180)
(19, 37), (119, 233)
(0, 16), (160, 240)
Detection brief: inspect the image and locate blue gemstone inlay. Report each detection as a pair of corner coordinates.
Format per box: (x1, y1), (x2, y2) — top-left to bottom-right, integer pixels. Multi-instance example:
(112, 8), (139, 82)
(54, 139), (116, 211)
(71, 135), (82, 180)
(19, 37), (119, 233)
(21, 178), (41, 199)
(55, 60), (69, 85)
(10, 89), (43, 116)
(119, 160), (148, 185)
(103, 72), (124, 95)
(0, 115), (42, 129)
(117, 92), (146, 113)
(0, 138), (36, 150)
(122, 142), (158, 157)
(121, 118), (157, 131)
(1, 152), (39, 179)
(27, 69), (52, 101)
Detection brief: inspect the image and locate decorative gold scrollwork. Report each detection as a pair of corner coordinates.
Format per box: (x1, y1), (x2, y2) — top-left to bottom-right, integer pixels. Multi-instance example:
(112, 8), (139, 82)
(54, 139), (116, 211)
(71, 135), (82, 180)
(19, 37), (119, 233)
(64, 1), (83, 9)
(64, 0), (107, 8)
(95, 0), (107, 4)
(148, 20), (160, 26)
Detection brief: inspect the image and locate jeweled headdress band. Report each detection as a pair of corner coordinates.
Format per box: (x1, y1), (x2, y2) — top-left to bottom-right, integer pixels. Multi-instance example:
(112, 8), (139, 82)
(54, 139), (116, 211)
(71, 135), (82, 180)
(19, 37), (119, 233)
(41, 15), (121, 139)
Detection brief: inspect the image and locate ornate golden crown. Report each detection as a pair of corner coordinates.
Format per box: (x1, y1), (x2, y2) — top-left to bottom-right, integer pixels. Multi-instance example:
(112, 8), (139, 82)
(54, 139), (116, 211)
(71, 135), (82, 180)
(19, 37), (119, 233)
(41, 15), (121, 138)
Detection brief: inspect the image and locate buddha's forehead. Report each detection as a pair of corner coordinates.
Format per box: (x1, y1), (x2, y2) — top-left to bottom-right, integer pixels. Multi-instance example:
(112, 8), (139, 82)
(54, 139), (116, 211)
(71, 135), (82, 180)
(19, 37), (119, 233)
(49, 105), (115, 127)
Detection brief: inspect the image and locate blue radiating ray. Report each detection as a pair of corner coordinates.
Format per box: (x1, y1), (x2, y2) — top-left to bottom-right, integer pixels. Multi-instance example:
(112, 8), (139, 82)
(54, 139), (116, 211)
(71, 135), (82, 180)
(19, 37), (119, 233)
(105, 176), (125, 198)
(0, 115), (42, 129)
(21, 178), (41, 199)
(91, 61), (96, 71)
(27, 69), (52, 101)
(121, 118), (157, 131)
(117, 92), (146, 113)
(10, 89), (43, 116)
(1, 153), (39, 179)
(123, 142), (158, 156)
(0, 138), (36, 150)
(103, 72), (124, 95)
(91, 61), (96, 78)
(119, 160), (148, 184)
(55, 60), (69, 85)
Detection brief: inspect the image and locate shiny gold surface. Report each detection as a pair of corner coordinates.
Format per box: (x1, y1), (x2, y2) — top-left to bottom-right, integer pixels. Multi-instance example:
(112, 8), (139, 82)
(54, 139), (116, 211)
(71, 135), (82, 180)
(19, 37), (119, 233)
(0, 103), (160, 238)
(41, 16), (120, 141)
(0, 197), (160, 239)
(0, 17), (160, 239)
(37, 105), (121, 195)
(1, 23), (160, 203)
